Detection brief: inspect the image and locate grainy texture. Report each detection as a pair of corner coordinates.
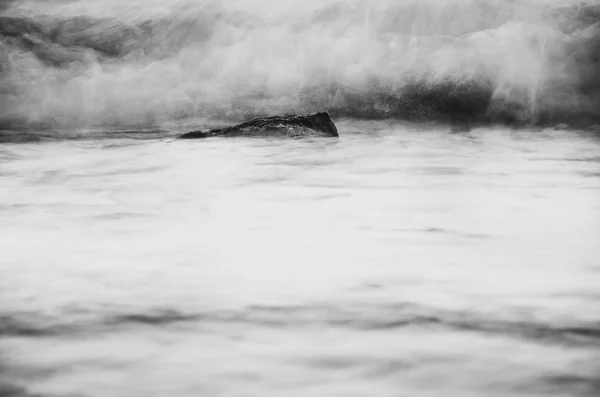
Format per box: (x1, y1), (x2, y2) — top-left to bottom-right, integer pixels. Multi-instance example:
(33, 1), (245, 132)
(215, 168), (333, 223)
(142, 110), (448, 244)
(180, 112), (339, 139)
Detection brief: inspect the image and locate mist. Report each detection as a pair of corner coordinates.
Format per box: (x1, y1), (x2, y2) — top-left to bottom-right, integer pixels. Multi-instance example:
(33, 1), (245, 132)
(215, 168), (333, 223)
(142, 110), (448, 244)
(1, 0), (599, 130)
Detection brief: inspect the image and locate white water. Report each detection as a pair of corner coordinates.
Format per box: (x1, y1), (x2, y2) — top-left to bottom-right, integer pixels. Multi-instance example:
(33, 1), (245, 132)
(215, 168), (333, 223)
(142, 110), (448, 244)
(1, 122), (600, 396)
(2, 0), (600, 396)
(2, 0), (599, 127)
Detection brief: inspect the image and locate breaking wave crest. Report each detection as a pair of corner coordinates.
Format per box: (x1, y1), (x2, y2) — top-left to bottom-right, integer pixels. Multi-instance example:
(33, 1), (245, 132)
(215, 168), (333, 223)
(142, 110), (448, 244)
(1, 0), (600, 131)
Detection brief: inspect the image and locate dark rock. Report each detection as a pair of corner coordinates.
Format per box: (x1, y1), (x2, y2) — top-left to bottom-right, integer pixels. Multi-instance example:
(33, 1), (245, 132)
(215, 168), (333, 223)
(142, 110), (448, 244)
(180, 112), (339, 139)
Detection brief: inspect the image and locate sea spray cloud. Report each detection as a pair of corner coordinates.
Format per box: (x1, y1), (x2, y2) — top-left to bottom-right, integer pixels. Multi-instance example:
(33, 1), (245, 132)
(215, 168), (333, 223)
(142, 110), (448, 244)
(1, 0), (599, 129)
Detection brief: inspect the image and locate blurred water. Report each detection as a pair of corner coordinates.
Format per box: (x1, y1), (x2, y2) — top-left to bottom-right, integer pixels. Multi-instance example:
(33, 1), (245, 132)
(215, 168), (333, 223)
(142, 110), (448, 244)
(1, 122), (600, 396)
(2, 0), (600, 128)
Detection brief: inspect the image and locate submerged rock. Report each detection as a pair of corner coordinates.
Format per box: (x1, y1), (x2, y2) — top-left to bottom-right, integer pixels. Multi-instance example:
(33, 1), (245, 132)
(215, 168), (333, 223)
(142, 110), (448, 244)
(180, 112), (339, 139)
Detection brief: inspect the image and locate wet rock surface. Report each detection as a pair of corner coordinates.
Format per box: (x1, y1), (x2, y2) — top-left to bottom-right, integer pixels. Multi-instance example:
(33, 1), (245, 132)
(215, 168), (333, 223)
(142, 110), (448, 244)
(180, 112), (339, 139)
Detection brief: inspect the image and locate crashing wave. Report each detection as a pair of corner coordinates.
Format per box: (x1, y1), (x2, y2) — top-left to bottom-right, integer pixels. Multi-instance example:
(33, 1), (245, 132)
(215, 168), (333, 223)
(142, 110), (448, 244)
(1, 0), (600, 132)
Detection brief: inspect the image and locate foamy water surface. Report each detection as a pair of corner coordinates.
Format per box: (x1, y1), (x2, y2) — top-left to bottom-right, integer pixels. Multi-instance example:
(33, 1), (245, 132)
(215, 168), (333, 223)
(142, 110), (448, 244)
(1, 121), (600, 396)
(2, 0), (600, 395)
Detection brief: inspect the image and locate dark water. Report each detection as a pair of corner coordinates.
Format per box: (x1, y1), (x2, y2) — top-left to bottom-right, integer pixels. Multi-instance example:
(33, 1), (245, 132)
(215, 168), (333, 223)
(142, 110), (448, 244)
(1, 121), (600, 396)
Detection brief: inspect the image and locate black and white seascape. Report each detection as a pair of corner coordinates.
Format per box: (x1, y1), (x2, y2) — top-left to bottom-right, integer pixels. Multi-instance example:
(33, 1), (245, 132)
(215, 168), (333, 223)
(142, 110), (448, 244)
(1, 1), (600, 396)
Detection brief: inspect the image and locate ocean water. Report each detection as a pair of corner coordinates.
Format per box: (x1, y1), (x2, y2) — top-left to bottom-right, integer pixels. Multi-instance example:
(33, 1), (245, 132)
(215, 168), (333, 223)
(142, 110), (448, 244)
(2, 1), (600, 396)
(2, 123), (600, 397)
